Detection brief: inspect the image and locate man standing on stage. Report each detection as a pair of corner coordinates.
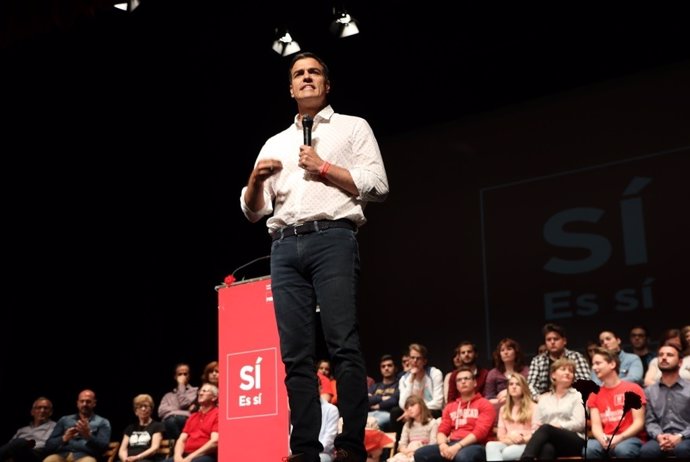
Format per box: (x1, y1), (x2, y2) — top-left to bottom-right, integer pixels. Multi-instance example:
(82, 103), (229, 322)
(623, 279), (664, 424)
(240, 51), (389, 462)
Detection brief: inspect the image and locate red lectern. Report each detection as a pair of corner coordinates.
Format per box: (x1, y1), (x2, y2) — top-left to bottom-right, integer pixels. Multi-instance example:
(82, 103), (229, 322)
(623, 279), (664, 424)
(218, 276), (290, 461)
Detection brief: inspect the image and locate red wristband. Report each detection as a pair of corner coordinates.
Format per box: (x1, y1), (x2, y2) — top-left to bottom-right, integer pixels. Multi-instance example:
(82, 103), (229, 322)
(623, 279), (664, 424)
(319, 161), (331, 177)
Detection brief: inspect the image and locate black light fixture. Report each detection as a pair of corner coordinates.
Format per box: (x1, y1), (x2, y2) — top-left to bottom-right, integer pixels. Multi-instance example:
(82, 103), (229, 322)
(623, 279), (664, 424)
(330, 7), (359, 38)
(272, 28), (301, 57)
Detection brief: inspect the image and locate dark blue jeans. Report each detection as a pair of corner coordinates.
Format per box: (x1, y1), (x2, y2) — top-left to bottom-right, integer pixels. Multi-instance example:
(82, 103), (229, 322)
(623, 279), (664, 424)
(271, 227), (368, 462)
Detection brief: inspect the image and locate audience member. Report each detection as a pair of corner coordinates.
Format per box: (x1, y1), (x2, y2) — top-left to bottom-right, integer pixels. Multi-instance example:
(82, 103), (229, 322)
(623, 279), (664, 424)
(390, 344), (443, 449)
(396, 344), (444, 417)
(387, 396), (438, 462)
(519, 358), (585, 460)
(584, 340), (598, 367)
(43, 389), (111, 462)
(368, 354), (400, 431)
(164, 384), (218, 462)
(484, 338), (529, 412)
(446, 342), (488, 404)
(200, 361), (219, 387)
(158, 363), (198, 440)
(393, 344), (444, 428)
(363, 426), (393, 462)
(319, 389), (340, 462)
(398, 352), (411, 380)
(628, 325), (656, 374)
(585, 347), (646, 459)
(413, 365), (496, 462)
(640, 343), (690, 459)
(0, 397), (55, 462)
(644, 328), (690, 386)
(592, 329), (644, 385)
(317, 359), (338, 405)
(485, 374), (538, 461)
(117, 394), (165, 462)
(527, 323), (590, 400)
(683, 325), (690, 349)
(367, 377), (376, 390)
(441, 347), (463, 407)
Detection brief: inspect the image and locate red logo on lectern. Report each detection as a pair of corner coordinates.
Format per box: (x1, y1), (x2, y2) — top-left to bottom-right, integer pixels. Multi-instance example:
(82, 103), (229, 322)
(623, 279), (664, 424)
(226, 347), (279, 419)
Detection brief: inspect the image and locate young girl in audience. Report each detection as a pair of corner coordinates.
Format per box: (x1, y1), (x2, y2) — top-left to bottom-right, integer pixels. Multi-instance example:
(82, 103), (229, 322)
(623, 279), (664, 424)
(388, 395), (438, 462)
(485, 374), (539, 460)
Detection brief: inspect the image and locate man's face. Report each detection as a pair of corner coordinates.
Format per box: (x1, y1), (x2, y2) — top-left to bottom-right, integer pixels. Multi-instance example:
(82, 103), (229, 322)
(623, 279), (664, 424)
(545, 332), (566, 355)
(591, 354), (614, 380)
(408, 350), (427, 371)
(657, 346), (681, 372)
(380, 360), (396, 379)
(458, 345), (476, 365)
(629, 329), (647, 349)
(77, 391), (96, 416)
(455, 372), (476, 394)
(289, 57), (330, 104)
(31, 399), (52, 423)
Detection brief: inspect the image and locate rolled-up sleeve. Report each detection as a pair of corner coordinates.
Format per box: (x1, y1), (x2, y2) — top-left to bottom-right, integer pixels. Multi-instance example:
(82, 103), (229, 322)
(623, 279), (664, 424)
(349, 119), (389, 203)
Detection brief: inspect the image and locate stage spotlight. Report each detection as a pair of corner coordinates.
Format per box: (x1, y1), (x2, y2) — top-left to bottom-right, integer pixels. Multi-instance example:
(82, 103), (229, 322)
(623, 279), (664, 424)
(330, 9), (359, 38)
(272, 29), (301, 57)
(113, 0), (141, 12)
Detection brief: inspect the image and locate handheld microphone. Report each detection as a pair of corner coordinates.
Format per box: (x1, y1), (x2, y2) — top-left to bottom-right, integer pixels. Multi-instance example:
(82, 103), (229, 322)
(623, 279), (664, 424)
(302, 115), (313, 146)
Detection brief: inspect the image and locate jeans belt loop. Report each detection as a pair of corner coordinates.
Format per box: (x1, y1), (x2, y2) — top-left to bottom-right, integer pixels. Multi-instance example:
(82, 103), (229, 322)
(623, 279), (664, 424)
(314, 220), (320, 232)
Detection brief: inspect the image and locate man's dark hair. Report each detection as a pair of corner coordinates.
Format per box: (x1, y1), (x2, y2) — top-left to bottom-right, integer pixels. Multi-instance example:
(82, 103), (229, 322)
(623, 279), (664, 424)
(543, 323), (566, 338)
(288, 51), (330, 83)
(379, 354), (394, 364)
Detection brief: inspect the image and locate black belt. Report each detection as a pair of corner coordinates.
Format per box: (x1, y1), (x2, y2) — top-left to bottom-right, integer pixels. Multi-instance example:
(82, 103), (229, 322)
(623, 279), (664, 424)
(271, 219), (356, 241)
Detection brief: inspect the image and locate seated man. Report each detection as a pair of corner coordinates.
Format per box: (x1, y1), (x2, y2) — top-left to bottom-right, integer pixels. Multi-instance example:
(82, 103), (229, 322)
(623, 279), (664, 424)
(640, 343), (690, 459)
(158, 363), (199, 440)
(586, 347), (646, 459)
(43, 389), (111, 462)
(413, 365), (496, 462)
(527, 323), (590, 400)
(368, 354), (400, 432)
(164, 384), (218, 462)
(0, 397), (55, 462)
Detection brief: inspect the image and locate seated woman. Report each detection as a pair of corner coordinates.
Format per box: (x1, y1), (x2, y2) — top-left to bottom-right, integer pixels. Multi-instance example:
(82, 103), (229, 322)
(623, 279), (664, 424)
(485, 374), (539, 461)
(519, 358), (586, 460)
(118, 394), (166, 462)
(484, 338), (530, 415)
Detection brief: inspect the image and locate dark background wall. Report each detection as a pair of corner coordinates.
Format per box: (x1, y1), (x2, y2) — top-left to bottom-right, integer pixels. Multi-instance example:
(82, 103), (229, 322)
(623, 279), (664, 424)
(2, 0), (688, 444)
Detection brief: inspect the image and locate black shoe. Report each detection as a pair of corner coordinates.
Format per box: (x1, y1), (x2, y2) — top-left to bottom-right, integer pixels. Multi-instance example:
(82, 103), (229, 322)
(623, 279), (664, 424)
(333, 448), (362, 462)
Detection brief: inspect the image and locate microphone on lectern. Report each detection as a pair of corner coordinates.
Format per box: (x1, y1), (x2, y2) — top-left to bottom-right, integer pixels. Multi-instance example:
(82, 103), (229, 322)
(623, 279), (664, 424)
(302, 115), (313, 146)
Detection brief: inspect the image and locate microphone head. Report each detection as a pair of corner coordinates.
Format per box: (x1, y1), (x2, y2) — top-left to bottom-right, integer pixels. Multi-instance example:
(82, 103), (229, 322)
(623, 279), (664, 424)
(573, 379), (600, 404)
(623, 390), (642, 413)
(302, 114), (313, 128)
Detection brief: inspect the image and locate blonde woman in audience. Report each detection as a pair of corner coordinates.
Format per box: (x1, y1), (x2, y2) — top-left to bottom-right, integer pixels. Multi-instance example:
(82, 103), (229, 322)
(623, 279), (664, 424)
(644, 328), (690, 386)
(387, 395), (438, 462)
(519, 358), (585, 460)
(118, 394), (165, 462)
(485, 374), (539, 461)
(484, 338), (529, 412)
